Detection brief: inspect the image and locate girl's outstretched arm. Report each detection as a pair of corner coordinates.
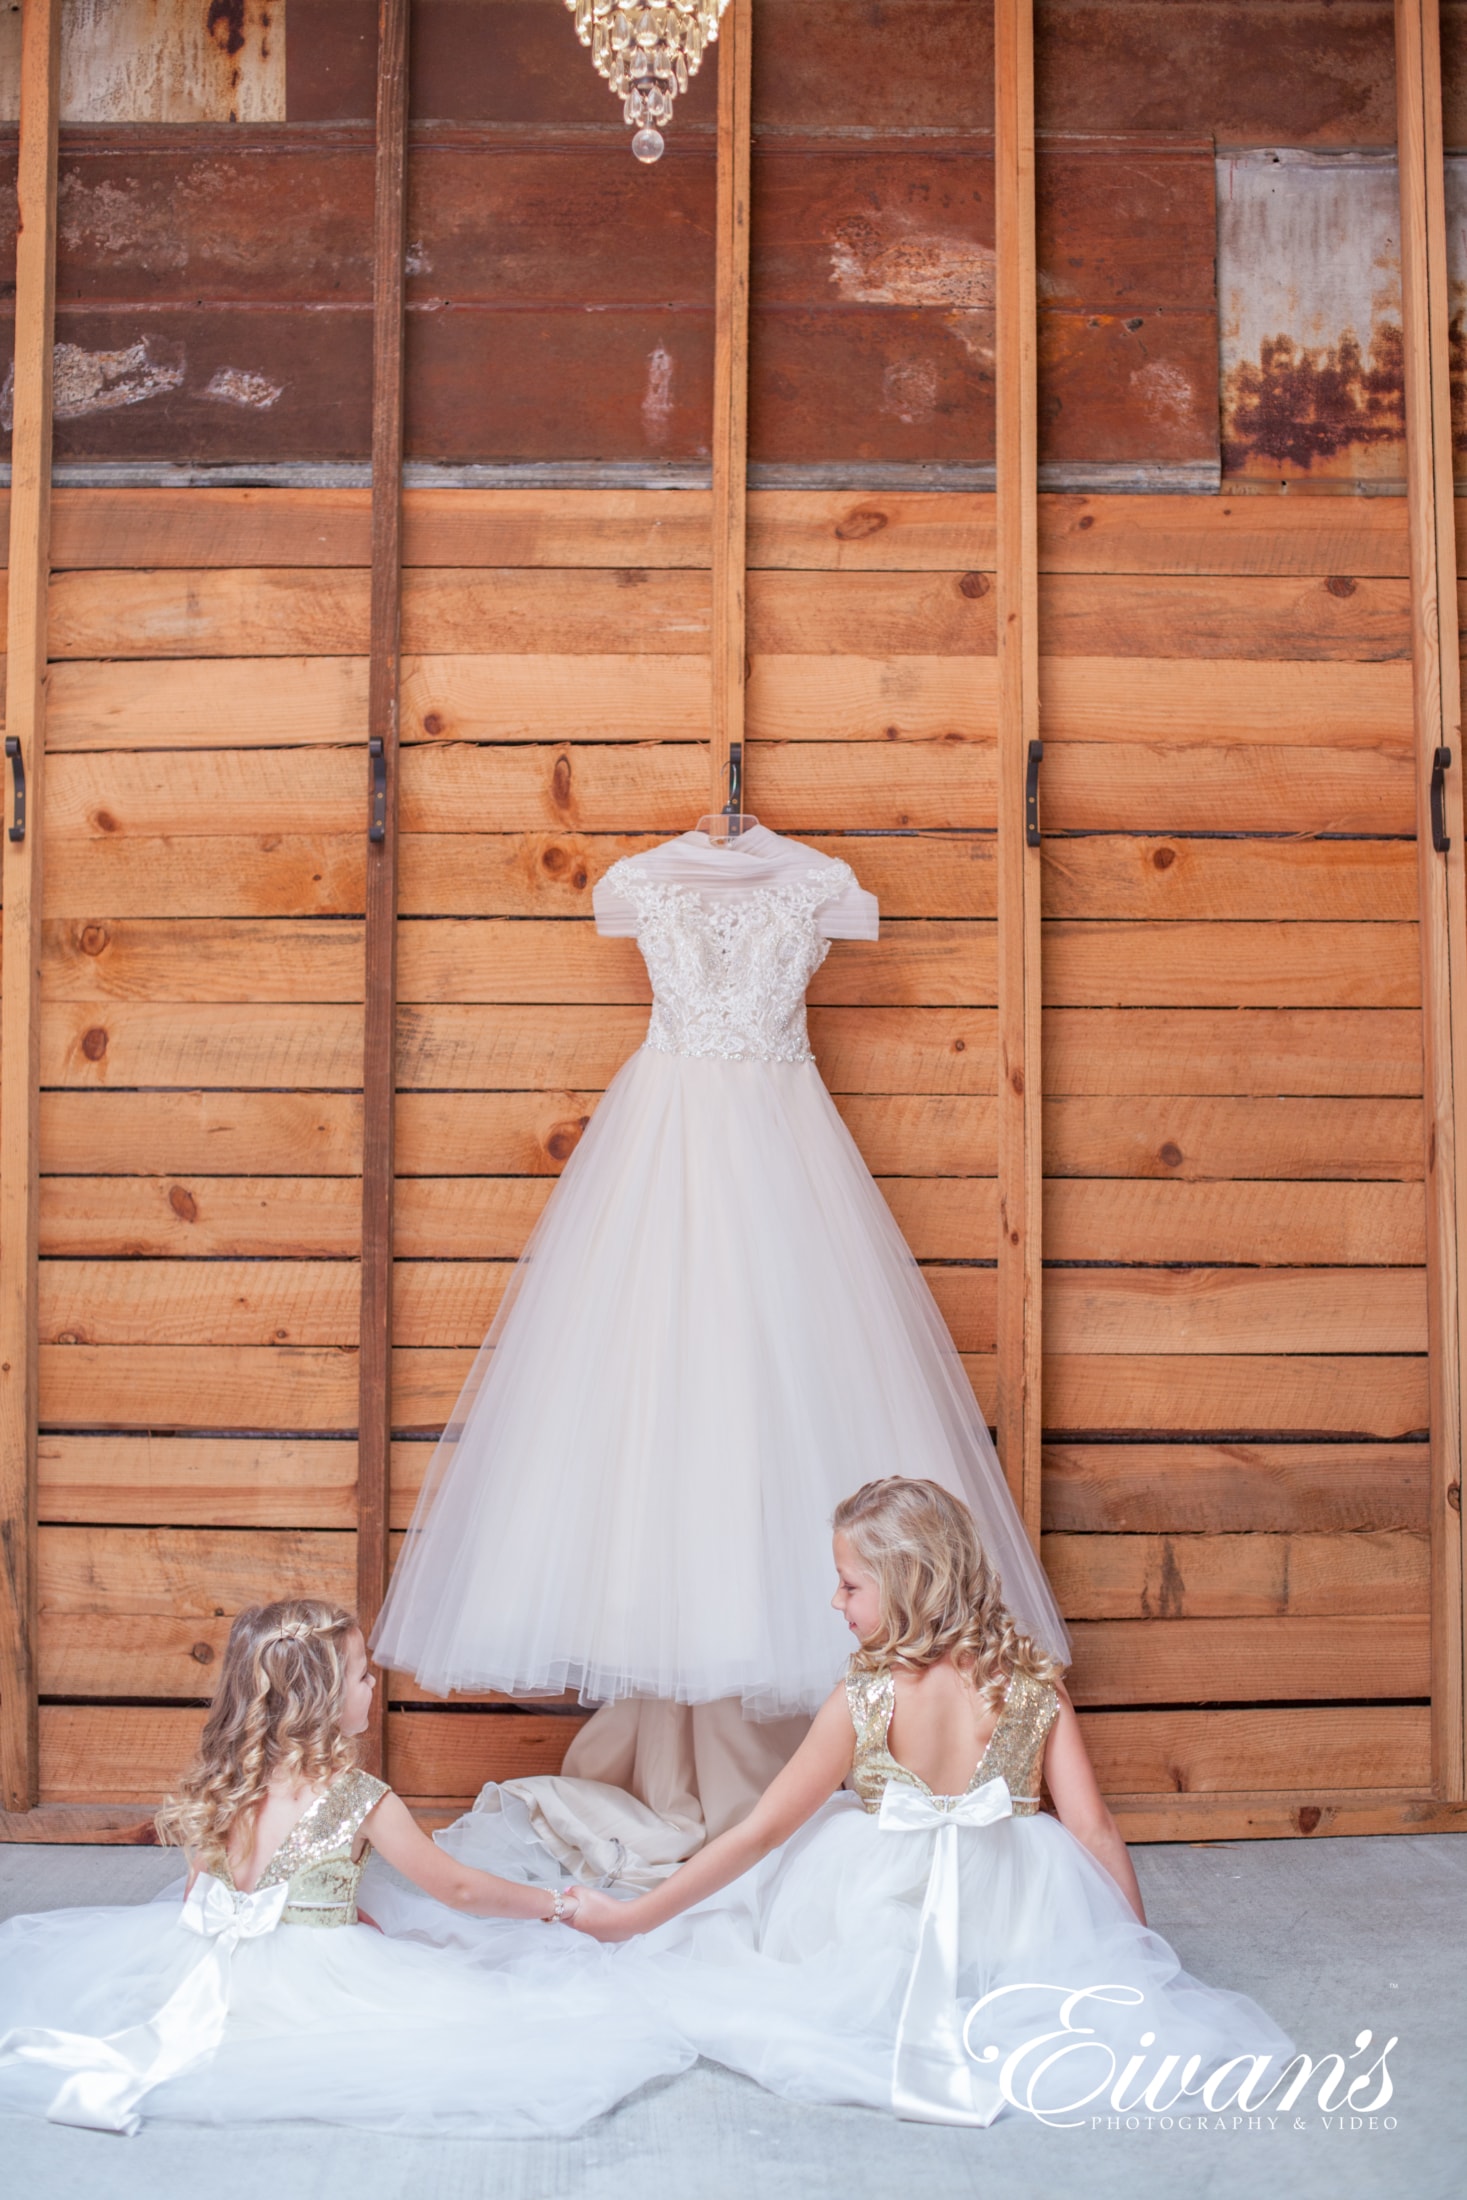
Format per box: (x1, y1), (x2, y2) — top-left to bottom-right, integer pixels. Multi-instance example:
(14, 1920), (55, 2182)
(1043, 1684), (1146, 1923)
(569, 1685), (856, 1943)
(361, 1791), (569, 1921)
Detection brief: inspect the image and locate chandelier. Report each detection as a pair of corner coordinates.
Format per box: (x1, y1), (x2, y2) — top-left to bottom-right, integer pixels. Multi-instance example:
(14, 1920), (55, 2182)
(566, 0), (732, 163)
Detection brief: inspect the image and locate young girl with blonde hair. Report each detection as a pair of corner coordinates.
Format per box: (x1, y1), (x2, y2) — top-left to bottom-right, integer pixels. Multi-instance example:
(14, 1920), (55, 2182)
(568, 1479), (1292, 2126)
(0, 1599), (687, 2136)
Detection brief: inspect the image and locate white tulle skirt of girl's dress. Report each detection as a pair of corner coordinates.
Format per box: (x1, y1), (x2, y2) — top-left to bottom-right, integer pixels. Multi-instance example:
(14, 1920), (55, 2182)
(373, 1048), (1069, 1715)
(0, 1887), (690, 2136)
(632, 1797), (1295, 2124)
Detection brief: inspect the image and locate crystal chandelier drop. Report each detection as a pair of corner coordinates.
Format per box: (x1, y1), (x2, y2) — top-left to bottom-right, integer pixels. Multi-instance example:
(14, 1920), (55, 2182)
(566, 0), (732, 164)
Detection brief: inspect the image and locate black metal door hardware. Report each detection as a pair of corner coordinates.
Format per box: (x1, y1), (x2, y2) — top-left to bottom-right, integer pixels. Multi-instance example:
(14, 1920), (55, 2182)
(5, 735), (24, 844)
(1431, 745), (1452, 855)
(1025, 738), (1043, 848)
(368, 735), (388, 844)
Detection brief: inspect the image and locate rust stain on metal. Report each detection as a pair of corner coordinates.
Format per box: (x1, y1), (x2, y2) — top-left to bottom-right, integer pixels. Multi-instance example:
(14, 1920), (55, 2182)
(0, 0), (284, 124)
(1224, 327), (1404, 475)
(1218, 151), (1405, 483)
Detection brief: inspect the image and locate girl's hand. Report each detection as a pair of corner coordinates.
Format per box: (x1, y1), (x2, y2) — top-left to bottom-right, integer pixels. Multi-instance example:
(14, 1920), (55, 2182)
(566, 1886), (643, 1943)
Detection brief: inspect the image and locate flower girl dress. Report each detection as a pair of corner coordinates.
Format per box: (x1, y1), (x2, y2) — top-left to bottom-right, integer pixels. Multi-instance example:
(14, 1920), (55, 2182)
(632, 1664), (1295, 2126)
(0, 1768), (689, 2136)
(373, 826), (1068, 1721)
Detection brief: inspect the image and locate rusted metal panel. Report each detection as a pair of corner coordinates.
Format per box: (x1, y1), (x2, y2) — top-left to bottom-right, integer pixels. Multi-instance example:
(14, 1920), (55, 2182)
(1037, 1), (1398, 145)
(289, 0), (1399, 144)
(1, 127), (1215, 470)
(1218, 151), (1405, 486)
(1442, 158), (1467, 470)
(0, 0), (283, 124)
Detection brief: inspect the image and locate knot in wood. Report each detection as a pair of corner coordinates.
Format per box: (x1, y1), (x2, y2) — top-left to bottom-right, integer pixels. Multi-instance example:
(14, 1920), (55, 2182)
(169, 1185), (199, 1223)
(1151, 845), (1177, 870)
(78, 923), (110, 957)
(834, 507), (889, 542)
(1325, 575), (1358, 599)
(81, 1026), (109, 1062)
(958, 571), (990, 600)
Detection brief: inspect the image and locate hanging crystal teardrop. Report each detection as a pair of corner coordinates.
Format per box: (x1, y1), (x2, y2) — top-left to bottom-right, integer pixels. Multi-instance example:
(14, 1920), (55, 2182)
(563, 0), (730, 157)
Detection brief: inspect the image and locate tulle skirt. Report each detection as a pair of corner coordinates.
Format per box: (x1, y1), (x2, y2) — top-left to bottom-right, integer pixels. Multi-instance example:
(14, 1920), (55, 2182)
(374, 1046), (1068, 1714)
(628, 1799), (1293, 2124)
(367, 1796), (1293, 2127)
(0, 1888), (690, 2136)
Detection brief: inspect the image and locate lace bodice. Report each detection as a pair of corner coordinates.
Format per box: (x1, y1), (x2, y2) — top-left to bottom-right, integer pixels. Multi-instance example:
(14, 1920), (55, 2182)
(845, 1665), (1058, 1817)
(219, 1768), (389, 1928)
(601, 856), (860, 1064)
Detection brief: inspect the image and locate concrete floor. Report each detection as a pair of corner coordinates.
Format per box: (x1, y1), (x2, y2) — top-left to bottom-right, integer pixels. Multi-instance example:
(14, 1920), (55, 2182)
(0, 1832), (1461, 2200)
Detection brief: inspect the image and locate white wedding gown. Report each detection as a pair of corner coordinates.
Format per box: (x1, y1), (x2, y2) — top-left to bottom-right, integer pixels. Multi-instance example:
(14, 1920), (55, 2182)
(373, 827), (1068, 1716)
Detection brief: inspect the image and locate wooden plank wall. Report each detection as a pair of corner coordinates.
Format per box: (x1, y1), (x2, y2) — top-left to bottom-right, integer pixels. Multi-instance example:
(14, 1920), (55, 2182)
(12, 482), (1445, 1832)
(19, 482), (1006, 1811)
(1037, 491), (1433, 1834)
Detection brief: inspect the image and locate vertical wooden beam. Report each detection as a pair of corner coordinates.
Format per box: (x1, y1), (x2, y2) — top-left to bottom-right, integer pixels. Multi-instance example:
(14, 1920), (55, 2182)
(1396, 0), (1467, 1801)
(358, 0), (409, 1773)
(709, 0), (752, 815)
(994, 0), (1043, 1544)
(0, 0), (62, 1815)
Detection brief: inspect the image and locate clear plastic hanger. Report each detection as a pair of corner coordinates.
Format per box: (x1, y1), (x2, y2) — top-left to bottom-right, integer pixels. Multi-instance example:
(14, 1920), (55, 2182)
(694, 742), (760, 846)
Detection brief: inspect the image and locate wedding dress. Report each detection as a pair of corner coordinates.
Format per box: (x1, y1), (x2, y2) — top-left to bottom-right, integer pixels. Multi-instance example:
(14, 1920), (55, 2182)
(0, 1769), (689, 2135)
(372, 825), (1068, 1720)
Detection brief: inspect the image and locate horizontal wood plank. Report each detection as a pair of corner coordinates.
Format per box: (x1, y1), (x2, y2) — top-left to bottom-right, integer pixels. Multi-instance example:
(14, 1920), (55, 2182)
(45, 833), (368, 919)
(38, 568), (1411, 664)
(1043, 1268), (1426, 1353)
(1041, 1444), (1431, 1534)
(39, 1263), (361, 1348)
(1044, 1095), (1423, 1180)
(23, 489), (1412, 580)
(40, 1003), (365, 1088)
(1043, 1010), (1422, 1095)
(1044, 1530), (1428, 1619)
(1066, 1616), (1429, 1703)
(1041, 742), (1415, 834)
(40, 1092), (363, 1177)
(1042, 836), (1418, 922)
(39, 1178), (362, 1257)
(1043, 1354), (1429, 1439)
(1044, 1180), (1425, 1262)
(1079, 1706), (1429, 1792)
(1043, 922), (1419, 1009)
(41, 919), (364, 1004)
(38, 1435), (359, 1528)
(39, 1345), (360, 1430)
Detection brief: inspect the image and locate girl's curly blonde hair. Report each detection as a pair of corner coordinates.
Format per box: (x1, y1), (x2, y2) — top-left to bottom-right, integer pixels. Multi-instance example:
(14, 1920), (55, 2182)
(155, 1598), (361, 1865)
(833, 1477), (1065, 1712)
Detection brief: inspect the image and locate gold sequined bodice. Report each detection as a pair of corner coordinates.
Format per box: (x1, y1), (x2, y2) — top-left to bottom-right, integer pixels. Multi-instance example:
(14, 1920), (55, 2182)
(220, 1768), (389, 1928)
(845, 1663), (1058, 1816)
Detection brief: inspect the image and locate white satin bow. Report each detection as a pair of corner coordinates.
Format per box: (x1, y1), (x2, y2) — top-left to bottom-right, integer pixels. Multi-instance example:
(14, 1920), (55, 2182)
(0, 1872), (288, 2136)
(878, 1773), (1014, 2124)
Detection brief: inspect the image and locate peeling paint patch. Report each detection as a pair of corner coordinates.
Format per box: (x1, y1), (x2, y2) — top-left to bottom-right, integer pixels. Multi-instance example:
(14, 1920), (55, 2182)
(405, 238), (433, 277)
(828, 217), (995, 310)
(881, 357), (939, 426)
(1129, 358), (1197, 435)
(201, 366), (284, 410)
(641, 344), (674, 447)
(0, 338), (186, 429)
